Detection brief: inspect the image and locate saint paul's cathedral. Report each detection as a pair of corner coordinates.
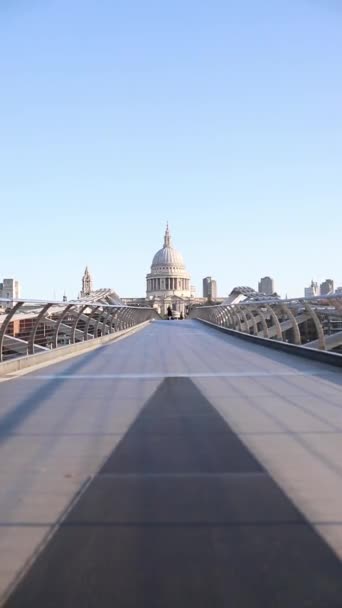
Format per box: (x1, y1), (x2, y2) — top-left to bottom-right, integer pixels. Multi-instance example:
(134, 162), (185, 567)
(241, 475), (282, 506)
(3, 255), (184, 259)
(80, 223), (198, 317)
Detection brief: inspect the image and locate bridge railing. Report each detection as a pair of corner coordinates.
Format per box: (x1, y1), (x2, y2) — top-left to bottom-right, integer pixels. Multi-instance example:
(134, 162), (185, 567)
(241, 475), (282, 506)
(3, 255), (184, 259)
(0, 297), (159, 362)
(191, 294), (342, 353)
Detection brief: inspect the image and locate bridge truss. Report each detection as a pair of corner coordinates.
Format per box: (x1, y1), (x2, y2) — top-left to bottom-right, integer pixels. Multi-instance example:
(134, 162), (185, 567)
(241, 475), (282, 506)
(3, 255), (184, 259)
(193, 294), (342, 353)
(0, 290), (159, 362)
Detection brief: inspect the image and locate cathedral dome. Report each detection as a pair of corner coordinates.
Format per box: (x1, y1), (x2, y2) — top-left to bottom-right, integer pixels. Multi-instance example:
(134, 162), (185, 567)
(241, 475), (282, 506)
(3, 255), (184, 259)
(151, 224), (185, 270)
(152, 246), (185, 268)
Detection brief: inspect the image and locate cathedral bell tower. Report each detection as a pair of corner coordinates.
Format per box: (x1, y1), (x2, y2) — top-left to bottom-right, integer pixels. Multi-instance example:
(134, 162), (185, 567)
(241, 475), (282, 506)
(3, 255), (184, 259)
(81, 266), (93, 297)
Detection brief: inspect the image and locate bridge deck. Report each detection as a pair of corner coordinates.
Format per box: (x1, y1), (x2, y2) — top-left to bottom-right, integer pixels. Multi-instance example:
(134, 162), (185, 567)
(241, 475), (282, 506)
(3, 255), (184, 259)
(0, 320), (342, 606)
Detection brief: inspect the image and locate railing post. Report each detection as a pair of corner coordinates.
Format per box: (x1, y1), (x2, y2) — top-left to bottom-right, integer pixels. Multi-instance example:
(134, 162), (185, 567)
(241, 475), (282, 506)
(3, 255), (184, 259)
(302, 301), (326, 350)
(84, 305), (100, 340)
(265, 304), (283, 341)
(281, 303), (301, 345)
(243, 305), (258, 335)
(71, 304), (89, 343)
(0, 301), (24, 362)
(53, 304), (74, 348)
(28, 304), (53, 354)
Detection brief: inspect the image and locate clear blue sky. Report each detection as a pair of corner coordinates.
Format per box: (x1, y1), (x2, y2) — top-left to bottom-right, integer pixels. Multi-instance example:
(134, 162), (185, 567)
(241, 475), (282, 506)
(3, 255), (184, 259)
(0, 0), (341, 299)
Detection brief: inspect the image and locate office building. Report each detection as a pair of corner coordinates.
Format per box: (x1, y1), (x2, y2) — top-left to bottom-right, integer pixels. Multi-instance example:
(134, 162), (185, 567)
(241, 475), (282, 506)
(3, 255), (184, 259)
(0, 278), (20, 308)
(203, 276), (217, 301)
(304, 281), (320, 298)
(258, 276), (274, 296)
(320, 279), (334, 296)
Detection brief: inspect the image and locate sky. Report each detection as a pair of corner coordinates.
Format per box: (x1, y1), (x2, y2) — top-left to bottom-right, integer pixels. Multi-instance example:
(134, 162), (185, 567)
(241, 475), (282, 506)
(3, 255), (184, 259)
(0, 0), (341, 300)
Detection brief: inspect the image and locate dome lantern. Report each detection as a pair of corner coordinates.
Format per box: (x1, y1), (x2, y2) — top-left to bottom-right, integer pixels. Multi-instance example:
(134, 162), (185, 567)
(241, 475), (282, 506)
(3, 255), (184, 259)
(164, 222), (171, 248)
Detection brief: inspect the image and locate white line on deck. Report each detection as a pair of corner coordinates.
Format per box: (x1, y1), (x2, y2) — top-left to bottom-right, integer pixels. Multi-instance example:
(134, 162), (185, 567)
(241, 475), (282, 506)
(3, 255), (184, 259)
(21, 370), (334, 380)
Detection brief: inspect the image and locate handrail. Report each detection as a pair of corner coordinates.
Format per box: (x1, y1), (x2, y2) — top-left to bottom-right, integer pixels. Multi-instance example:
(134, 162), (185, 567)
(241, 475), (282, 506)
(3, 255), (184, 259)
(191, 295), (342, 353)
(0, 298), (159, 362)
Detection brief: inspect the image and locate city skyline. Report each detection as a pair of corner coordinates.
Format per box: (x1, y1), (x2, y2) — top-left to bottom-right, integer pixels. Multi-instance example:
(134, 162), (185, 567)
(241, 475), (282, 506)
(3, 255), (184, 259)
(1, 1), (341, 299)
(2, 253), (342, 302)
(3, 264), (342, 304)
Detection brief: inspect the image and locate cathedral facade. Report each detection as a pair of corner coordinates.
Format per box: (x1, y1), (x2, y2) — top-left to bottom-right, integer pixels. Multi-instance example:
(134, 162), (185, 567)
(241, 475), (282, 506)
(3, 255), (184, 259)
(146, 224), (192, 316)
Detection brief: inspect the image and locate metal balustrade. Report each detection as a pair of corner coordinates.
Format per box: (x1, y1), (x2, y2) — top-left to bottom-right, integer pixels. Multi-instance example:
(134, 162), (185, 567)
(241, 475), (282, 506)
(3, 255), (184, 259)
(0, 297), (159, 362)
(192, 294), (342, 353)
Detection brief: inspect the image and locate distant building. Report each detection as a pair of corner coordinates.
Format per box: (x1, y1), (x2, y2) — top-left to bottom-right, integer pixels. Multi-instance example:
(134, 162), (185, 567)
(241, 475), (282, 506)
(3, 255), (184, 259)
(320, 279), (334, 296)
(79, 268), (121, 304)
(81, 266), (93, 297)
(0, 278), (20, 307)
(304, 280), (320, 298)
(190, 285), (197, 298)
(203, 277), (217, 301)
(258, 276), (274, 296)
(335, 286), (342, 295)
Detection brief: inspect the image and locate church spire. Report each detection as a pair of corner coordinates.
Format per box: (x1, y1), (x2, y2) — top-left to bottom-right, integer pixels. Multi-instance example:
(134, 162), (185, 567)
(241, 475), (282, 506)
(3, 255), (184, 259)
(81, 266), (93, 297)
(163, 221), (172, 248)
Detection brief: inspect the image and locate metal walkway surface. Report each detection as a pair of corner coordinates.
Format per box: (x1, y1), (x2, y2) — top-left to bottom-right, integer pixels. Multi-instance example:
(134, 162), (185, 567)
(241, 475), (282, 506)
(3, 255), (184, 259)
(0, 320), (342, 606)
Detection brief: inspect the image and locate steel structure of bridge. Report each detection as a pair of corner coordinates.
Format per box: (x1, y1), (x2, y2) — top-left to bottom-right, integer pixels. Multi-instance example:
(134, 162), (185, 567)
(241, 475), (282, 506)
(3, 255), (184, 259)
(0, 293), (341, 606)
(1, 292), (342, 364)
(0, 291), (159, 363)
(193, 293), (342, 352)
